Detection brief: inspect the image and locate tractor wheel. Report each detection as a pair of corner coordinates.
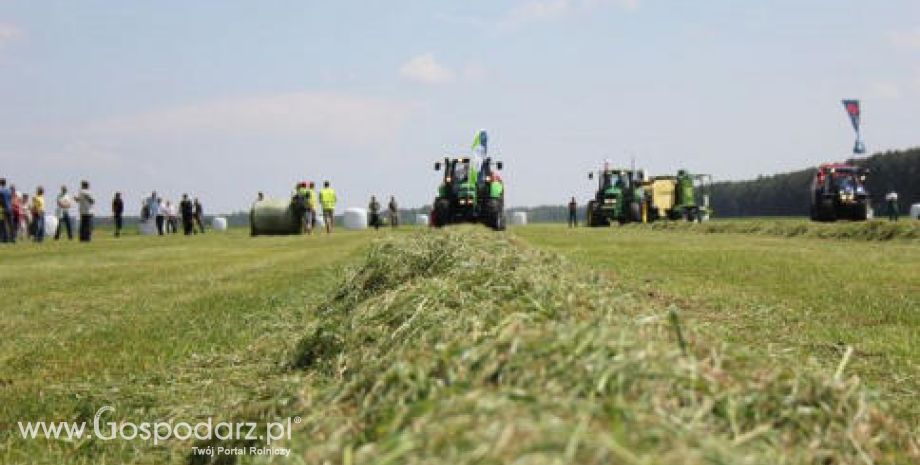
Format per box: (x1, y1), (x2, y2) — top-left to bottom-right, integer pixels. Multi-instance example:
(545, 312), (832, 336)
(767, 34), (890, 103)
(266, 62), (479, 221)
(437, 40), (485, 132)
(854, 202), (869, 221)
(629, 202), (642, 223)
(586, 201), (599, 226)
(484, 199), (505, 230)
(433, 199), (450, 228)
(819, 200), (836, 222)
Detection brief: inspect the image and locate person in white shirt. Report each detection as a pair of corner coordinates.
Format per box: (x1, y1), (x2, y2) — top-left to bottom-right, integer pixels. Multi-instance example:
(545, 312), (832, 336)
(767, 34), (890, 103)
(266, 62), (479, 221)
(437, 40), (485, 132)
(54, 185), (74, 240)
(166, 201), (179, 234)
(72, 180), (95, 242)
(885, 191), (899, 221)
(156, 198), (167, 235)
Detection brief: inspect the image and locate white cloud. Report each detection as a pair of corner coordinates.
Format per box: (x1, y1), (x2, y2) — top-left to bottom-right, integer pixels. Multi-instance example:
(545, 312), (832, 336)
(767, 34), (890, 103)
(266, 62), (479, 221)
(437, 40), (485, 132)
(887, 28), (920, 50)
(84, 91), (415, 147)
(399, 53), (455, 84)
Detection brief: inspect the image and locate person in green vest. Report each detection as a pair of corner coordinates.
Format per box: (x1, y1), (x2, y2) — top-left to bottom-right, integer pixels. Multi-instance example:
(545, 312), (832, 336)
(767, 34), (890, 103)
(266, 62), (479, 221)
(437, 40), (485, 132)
(319, 181), (337, 234)
(295, 181), (312, 234)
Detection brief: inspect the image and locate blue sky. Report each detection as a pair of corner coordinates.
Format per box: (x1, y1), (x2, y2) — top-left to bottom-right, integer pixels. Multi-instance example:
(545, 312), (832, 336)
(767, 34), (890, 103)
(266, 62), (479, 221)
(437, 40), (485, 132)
(1, 0), (918, 214)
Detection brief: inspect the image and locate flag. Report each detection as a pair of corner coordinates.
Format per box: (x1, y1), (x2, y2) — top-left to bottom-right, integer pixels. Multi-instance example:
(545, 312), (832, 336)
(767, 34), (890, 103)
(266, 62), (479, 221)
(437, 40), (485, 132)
(471, 129), (488, 154)
(842, 99), (860, 132)
(842, 100), (865, 154)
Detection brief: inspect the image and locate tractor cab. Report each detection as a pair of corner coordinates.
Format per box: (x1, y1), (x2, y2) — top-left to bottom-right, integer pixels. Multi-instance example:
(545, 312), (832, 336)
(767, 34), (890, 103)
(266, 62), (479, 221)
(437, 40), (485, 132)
(436, 157), (478, 205)
(589, 168), (642, 203)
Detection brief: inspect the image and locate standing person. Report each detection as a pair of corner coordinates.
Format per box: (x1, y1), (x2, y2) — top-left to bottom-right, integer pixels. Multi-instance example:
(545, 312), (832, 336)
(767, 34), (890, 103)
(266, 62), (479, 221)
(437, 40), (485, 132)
(568, 197), (577, 228)
(294, 182), (311, 234)
(167, 201), (179, 234)
(885, 191), (899, 222)
(112, 192), (124, 237)
(193, 198), (205, 234)
(20, 193), (32, 240)
(368, 196), (381, 230)
(308, 182), (318, 230)
(319, 181), (336, 234)
(180, 194), (194, 235)
(73, 180), (95, 242)
(54, 185), (74, 240)
(256, 192), (265, 202)
(0, 178), (12, 243)
(13, 190), (26, 241)
(32, 186), (46, 242)
(145, 192), (158, 222)
(155, 197), (166, 235)
(388, 196), (398, 228)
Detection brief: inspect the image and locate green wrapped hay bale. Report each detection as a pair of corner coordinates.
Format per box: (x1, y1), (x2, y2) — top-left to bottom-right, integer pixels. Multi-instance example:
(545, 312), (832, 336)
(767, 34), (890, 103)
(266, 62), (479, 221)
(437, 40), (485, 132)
(250, 198), (299, 236)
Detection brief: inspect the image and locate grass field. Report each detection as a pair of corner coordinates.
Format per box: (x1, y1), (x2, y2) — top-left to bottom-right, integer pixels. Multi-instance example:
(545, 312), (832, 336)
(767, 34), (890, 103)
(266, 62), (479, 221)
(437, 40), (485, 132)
(514, 224), (919, 426)
(0, 229), (370, 464)
(0, 221), (916, 464)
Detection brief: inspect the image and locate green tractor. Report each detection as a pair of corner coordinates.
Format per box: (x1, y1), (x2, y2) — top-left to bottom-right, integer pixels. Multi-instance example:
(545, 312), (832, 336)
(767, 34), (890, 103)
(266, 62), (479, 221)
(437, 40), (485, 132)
(431, 156), (506, 230)
(644, 170), (713, 222)
(586, 167), (645, 226)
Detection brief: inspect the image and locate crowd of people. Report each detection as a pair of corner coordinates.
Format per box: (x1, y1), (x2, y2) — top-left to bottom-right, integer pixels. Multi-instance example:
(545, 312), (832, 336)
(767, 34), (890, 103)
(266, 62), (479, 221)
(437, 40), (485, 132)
(289, 180), (337, 234)
(0, 176), (208, 244)
(141, 191), (206, 236)
(0, 178), (98, 244)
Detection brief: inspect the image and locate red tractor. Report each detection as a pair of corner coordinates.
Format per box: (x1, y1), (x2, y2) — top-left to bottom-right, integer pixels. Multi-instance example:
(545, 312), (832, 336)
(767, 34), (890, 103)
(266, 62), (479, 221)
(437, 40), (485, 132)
(810, 163), (871, 221)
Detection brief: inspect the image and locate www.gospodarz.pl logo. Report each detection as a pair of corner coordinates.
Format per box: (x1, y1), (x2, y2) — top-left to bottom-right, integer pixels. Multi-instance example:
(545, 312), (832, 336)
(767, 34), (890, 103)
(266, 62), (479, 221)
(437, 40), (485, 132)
(18, 406), (299, 457)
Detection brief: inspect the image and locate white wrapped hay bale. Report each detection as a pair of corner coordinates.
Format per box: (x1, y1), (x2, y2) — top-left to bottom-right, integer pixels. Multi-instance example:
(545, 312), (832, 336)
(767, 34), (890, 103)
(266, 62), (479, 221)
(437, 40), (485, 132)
(43, 215), (58, 237)
(313, 212), (325, 228)
(510, 211), (527, 226)
(416, 214), (429, 226)
(212, 217), (228, 231)
(138, 219), (158, 236)
(910, 204), (920, 220)
(343, 208), (367, 230)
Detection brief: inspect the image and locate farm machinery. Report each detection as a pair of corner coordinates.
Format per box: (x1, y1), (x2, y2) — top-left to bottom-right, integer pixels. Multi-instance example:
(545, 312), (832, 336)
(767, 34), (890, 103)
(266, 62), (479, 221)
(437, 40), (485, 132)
(644, 170), (713, 222)
(585, 166), (645, 226)
(431, 156), (506, 230)
(586, 165), (713, 226)
(809, 163), (871, 221)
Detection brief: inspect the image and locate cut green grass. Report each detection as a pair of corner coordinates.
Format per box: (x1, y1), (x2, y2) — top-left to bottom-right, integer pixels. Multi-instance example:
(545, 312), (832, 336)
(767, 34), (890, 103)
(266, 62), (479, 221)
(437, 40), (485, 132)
(0, 229), (371, 464)
(2, 223), (916, 464)
(275, 227), (916, 464)
(514, 224), (919, 431)
(635, 218), (920, 241)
